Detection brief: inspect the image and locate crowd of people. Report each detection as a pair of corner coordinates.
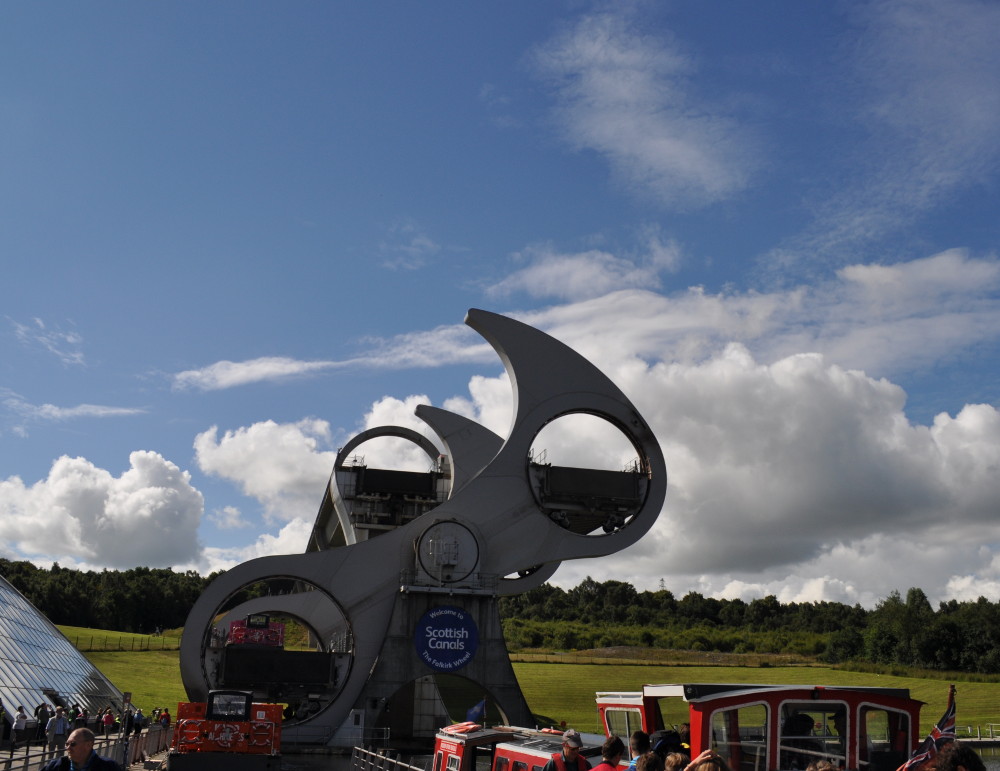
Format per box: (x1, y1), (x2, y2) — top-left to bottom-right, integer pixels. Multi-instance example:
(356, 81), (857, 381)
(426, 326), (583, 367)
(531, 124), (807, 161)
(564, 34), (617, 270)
(0, 699), (173, 753)
(542, 724), (988, 771)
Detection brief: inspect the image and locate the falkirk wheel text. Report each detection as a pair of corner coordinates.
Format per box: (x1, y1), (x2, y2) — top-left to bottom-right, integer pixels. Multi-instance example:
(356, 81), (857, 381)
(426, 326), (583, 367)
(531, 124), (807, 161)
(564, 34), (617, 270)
(179, 309), (667, 746)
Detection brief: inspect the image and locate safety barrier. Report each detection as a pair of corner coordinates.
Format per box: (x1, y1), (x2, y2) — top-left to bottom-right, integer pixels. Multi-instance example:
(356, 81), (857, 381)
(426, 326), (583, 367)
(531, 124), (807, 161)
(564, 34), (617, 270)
(0, 725), (174, 771)
(351, 745), (427, 771)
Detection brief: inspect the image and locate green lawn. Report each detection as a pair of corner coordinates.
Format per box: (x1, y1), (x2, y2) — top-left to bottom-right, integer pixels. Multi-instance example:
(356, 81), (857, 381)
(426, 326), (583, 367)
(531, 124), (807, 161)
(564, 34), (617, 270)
(513, 662), (996, 736)
(61, 624), (999, 738)
(60, 625), (180, 651)
(82, 650), (188, 713)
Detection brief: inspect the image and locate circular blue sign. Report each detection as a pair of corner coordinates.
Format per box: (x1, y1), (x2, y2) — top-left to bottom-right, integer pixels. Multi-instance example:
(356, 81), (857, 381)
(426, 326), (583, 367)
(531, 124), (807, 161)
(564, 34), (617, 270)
(414, 605), (479, 672)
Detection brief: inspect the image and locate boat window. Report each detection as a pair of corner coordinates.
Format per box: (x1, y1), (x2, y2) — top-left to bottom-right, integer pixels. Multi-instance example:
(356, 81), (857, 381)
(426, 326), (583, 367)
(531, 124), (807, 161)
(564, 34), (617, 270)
(778, 702), (848, 770)
(859, 706), (910, 771)
(434, 751), (444, 771)
(710, 702), (768, 771)
(512, 761), (528, 771)
(605, 707), (644, 738)
(654, 697), (689, 733)
(447, 754), (462, 771)
(494, 756), (510, 771)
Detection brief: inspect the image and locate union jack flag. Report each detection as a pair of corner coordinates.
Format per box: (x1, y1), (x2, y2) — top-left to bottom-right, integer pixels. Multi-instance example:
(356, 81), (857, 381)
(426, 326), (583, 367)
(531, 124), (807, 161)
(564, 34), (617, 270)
(898, 685), (956, 771)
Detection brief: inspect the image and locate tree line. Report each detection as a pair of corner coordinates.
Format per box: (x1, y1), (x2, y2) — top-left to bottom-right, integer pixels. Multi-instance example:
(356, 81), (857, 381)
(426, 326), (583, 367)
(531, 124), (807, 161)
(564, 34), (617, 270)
(0, 559), (212, 633)
(499, 578), (1000, 673)
(3, 560), (998, 673)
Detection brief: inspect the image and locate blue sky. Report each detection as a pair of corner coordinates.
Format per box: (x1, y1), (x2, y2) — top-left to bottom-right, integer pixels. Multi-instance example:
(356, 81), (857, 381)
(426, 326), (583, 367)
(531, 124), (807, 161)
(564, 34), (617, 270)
(2, 0), (999, 608)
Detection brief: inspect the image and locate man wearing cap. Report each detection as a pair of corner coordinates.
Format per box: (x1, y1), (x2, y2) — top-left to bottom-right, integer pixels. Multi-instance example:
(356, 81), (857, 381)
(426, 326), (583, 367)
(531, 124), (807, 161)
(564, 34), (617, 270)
(543, 729), (590, 771)
(41, 727), (122, 771)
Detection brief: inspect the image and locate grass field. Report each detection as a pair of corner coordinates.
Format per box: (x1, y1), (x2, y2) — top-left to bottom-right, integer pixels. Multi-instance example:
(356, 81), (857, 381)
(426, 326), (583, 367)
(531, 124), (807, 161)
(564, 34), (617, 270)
(61, 625), (999, 737)
(512, 662), (997, 735)
(82, 650), (188, 713)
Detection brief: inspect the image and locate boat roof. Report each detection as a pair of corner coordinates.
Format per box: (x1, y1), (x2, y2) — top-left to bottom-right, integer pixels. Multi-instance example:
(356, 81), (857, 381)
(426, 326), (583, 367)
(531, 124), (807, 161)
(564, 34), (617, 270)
(436, 725), (605, 755)
(598, 683), (917, 704)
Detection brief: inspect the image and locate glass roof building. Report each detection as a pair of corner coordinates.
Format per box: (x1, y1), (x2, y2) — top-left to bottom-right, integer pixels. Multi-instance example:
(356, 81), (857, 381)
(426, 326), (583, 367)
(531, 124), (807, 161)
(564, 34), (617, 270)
(0, 573), (123, 729)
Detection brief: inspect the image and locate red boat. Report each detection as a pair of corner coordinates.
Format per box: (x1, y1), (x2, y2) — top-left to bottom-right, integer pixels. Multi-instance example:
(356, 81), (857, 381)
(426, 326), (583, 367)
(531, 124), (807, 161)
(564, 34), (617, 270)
(595, 684), (924, 771)
(432, 723), (607, 771)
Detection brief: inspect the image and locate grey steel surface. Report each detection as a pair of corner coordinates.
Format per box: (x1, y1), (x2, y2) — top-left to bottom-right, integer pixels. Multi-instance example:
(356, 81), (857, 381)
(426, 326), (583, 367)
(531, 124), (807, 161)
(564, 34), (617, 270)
(179, 309), (667, 745)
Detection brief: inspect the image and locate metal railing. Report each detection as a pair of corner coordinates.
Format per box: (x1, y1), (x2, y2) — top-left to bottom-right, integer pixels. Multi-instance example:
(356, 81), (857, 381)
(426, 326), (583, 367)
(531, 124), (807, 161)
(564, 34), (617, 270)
(70, 634), (180, 652)
(351, 746), (427, 771)
(1, 725), (174, 771)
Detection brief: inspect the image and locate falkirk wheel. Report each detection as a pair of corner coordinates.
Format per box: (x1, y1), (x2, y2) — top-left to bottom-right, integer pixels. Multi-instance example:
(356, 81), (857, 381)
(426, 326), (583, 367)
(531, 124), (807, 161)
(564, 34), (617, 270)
(179, 309), (667, 747)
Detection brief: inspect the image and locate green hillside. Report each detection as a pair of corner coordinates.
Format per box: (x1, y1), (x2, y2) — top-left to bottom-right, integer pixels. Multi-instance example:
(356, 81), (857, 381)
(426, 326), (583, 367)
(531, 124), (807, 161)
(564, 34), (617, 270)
(59, 625), (997, 738)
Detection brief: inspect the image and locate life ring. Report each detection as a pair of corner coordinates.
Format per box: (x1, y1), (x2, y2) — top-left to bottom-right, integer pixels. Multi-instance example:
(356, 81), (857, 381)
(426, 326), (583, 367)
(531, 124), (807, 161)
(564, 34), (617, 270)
(250, 721), (274, 748)
(444, 722), (482, 734)
(176, 719), (203, 750)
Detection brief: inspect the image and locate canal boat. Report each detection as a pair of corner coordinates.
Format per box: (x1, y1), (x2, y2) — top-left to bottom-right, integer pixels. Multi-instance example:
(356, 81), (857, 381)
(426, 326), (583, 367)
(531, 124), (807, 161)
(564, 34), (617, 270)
(595, 683), (924, 771)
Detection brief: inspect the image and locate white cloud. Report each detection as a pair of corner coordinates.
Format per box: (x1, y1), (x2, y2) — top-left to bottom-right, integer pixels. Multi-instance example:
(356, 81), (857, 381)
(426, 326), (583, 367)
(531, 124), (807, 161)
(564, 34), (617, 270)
(170, 325), (494, 392)
(208, 505), (251, 530)
(0, 451), (203, 568)
(197, 517), (314, 574)
(512, 341), (1000, 606)
(9, 317), (85, 366)
(517, 249), (1000, 380)
(3, 395), (146, 421)
(193, 419), (337, 523)
(487, 233), (681, 302)
(530, 7), (756, 207)
(173, 357), (343, 391)
(770, 0), (1000, 265)
(379, 219), (442, 271)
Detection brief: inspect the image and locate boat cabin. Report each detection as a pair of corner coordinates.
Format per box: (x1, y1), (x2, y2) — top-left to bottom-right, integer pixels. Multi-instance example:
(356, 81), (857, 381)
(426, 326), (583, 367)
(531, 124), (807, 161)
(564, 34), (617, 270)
(433, 724), (606, 771)
(596, 684), (923, 771)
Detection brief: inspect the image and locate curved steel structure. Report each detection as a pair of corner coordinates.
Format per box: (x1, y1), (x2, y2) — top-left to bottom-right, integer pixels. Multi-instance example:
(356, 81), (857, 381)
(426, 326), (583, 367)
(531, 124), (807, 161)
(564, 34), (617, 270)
(179, 308), (667, 745)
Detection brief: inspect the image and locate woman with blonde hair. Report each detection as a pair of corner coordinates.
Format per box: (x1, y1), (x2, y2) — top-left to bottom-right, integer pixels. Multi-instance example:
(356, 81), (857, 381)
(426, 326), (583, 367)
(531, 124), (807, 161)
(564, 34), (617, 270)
(684, 749), (734, 771)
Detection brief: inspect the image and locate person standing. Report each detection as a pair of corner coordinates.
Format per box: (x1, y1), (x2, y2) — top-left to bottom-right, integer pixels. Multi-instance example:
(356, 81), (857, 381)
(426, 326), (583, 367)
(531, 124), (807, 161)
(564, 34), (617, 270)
(45, 707), (71, 751)
(102, 708), (115, 736)
(41, 727), (121, 771)
(13, 706), (29, 749)
(593, 736), (626, 771)
(628, 731), (652, 771)
(34, 703), (49, 743)
(542, 729), (590, 771)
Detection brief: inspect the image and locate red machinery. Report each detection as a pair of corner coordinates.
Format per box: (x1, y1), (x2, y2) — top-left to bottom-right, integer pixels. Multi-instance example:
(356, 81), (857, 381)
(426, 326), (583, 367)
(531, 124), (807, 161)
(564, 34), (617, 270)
(228, 614), (285, 647)
(167, 690), (281, 771)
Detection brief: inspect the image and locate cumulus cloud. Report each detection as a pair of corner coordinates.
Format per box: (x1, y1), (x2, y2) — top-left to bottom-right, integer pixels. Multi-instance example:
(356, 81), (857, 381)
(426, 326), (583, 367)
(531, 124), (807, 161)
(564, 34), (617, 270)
(479, 341), (1000, 606)
(198, 517), (315, 574)
(517, 249), (1000, 380)
(0, 451), (203, 568)
(193, 419), (337, 523)
(172, 250), (995, 399)
(529, 6), (756, 207)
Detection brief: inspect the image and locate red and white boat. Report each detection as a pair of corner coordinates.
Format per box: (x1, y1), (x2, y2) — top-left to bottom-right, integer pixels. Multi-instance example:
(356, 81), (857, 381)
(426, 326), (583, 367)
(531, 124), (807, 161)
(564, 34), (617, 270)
(596, 683), (924, 771)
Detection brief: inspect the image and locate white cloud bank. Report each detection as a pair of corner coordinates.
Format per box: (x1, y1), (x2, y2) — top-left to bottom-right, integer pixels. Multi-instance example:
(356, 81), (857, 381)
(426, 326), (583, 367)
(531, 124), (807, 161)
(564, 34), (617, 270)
(0, 451), (203, 568)
(166, 249), (1000, 606)
(3, 250), (998, 608)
